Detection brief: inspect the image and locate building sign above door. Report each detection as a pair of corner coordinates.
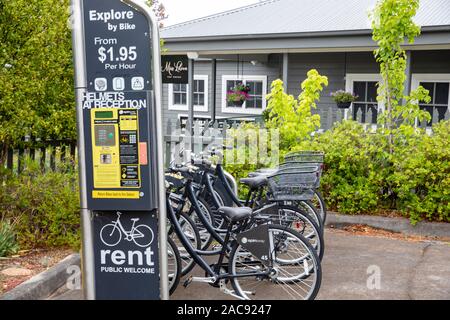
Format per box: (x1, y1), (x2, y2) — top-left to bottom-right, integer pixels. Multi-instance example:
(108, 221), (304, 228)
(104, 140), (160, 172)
(161, 55), (189, 84)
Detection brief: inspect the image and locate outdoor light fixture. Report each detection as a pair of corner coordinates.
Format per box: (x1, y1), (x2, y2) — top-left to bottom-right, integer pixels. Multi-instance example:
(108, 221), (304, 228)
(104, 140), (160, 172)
(187, 52), (199, 60)
(250, 60), (258, 66)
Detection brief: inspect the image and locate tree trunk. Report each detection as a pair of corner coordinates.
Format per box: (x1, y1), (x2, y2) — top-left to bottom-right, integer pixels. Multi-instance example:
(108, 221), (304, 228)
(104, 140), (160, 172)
(0, 143), (7, 166)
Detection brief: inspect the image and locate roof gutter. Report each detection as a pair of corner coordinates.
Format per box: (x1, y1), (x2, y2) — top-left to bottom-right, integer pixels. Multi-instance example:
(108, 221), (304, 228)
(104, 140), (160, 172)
(162, 25), (450, 43)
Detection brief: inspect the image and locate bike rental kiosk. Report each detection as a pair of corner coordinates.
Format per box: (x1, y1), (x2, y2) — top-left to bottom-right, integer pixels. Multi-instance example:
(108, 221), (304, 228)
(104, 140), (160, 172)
(71, 0), (168, 300)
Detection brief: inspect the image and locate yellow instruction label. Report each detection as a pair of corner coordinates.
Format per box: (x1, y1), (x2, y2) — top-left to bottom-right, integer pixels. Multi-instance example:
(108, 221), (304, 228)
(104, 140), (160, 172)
(92, 191), (140, 199)
(91, 108), (141, 190)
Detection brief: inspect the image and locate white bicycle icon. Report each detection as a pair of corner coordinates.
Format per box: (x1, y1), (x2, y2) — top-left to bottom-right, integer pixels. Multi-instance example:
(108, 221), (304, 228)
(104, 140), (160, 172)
(100, 212), (154, 248)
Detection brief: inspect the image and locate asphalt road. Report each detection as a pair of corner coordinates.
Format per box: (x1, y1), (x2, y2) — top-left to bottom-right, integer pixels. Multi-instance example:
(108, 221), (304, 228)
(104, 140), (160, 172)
(50, 228), (450, 300)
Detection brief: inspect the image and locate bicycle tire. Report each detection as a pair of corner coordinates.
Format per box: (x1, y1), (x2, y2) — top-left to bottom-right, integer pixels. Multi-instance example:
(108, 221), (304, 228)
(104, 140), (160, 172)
(188, 196), (216, 251)
(167, 237), (182, 296)
(313, 190), (327, 224)
(170, 212), (201, 276)
(260, 204), (324, 261)
(229, 224), (322, 300)
(294, 200), (324, 231)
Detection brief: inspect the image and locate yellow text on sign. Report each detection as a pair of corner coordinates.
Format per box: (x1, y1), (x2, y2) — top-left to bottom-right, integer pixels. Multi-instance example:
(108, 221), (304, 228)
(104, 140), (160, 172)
(92, 191), (140, 199)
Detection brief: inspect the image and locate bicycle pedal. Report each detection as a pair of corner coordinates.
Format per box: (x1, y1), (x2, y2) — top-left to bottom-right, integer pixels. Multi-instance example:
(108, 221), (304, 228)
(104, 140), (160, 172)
(183, 276), (193, 288)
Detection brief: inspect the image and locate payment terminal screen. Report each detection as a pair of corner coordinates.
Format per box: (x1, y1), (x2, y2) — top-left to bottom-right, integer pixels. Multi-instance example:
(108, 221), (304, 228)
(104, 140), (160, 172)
(95, 125), (116, 147)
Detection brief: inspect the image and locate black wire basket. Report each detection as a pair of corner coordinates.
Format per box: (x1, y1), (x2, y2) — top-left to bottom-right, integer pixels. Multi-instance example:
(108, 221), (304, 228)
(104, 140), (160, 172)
(284, 151), (324, 164)
(267, 167), (320, 201)
(278, 162), (323, 178)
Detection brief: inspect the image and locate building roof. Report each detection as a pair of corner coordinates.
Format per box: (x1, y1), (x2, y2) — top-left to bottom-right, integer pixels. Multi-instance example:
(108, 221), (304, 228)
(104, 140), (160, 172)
(161, 0), (450, 41)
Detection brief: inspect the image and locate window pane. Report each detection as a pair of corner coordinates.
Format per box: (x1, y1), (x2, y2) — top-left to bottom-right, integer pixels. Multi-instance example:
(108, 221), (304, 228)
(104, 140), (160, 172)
(436, 106), (447, 121)
(256, 81), (263, 94)
(174, 93), (181, 105)
(227, 80), (239, 107)
(367, 82), (378, 102)
(353, 82), (366, 102)
(227, 80), (238, 91)
(195, 79), (205, 93)
(194, 80), (199, 93)
(254, 97), (263, 109)
(193, 93), (199, 106)
(193, 93), (204, 106)
(420, 83), (435, 103)
(181, 93), (187, 105)
(246, 97), (255, 108)
(247, 81), (263, 95)
(435, 82), (449, 105)
(173, 84), (180, 92)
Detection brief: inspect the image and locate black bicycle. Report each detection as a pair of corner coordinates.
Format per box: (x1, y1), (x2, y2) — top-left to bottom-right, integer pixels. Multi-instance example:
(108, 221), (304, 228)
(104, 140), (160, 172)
(166, 175), (322, 300)
(185, 150), (325, 261)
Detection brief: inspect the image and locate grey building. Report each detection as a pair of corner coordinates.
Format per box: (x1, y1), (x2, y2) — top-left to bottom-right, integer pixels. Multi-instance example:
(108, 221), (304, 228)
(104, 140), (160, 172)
(160, 0), (450, 130)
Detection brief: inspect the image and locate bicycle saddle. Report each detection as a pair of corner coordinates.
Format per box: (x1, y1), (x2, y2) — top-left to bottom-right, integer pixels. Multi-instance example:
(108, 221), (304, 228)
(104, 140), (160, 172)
(240, 175), (268, 189)
(248, 168), (278, 177)
(218, 206), (252, 222)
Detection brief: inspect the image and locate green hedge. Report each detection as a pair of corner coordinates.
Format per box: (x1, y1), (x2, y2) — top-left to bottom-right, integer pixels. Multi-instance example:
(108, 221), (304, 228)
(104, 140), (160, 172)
(0, 160), (80, 249)
(296, 120), (450, 224)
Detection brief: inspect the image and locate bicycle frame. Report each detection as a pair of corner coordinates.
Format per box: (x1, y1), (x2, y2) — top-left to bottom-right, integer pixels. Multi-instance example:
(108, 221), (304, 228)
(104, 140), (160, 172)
(166, 195), (271, 283)
(112, 215), (138, 238)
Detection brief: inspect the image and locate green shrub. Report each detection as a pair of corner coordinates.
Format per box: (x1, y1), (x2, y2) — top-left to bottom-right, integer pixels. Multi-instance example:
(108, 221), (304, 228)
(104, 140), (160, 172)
(297, 120), (450, 224)
(0, 159), (81, 249)
(391, 121), (450, 223)
(0, 219), (19, 257)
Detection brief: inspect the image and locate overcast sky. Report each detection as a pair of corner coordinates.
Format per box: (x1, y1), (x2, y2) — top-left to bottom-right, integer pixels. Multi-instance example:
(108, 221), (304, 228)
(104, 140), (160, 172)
(162, 0), (260, 26)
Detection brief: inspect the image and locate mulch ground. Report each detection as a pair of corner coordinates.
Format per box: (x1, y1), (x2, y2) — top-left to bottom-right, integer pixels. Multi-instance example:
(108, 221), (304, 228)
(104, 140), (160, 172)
(0, 248), (74, 296)
(329, 224), (450, 243)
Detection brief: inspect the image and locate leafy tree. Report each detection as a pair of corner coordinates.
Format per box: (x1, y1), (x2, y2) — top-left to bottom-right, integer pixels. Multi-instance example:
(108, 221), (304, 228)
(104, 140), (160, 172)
(0, 0), (169, 164)
(0, 0), (75, 163)
(370, 0), (431, 153)
(264, 70), (328, 153)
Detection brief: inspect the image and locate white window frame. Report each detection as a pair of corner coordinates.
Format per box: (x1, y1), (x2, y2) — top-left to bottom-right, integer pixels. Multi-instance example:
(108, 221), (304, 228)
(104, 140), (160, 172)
(345, 74), (383, 122)
(168, 75), (209, 112)
(411, 74), (450, 126)
(221, 75), (268, 115)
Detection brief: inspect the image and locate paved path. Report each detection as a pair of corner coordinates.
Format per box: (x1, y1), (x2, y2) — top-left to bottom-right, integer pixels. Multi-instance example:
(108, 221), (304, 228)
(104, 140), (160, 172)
(50, 229), (450, 300)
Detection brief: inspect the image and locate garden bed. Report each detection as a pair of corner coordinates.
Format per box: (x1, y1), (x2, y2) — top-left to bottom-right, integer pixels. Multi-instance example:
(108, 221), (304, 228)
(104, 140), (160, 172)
(332, 224), (450, 242)
(0, 248), (74, 296)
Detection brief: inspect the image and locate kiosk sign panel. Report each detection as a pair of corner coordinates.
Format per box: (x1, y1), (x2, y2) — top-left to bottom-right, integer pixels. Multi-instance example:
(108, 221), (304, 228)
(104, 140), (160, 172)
(82, 0), (157, 211)
(93, 211), (160, 300)
(71, 0), (167, 300)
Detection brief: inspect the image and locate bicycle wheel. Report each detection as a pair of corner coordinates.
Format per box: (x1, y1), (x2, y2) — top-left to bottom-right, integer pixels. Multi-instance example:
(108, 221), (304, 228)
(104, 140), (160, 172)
(100, 224), (122, 247)
(167, 237), (181, 295)
(268, 205), (324, 261)
(187, 197), (216, 250)
(229, 225), (321, 300)
(295, 200), (324, 231)
(132, 225), (154, 248)
(312, 190), (327, 224)
(169, 212), (201, 276)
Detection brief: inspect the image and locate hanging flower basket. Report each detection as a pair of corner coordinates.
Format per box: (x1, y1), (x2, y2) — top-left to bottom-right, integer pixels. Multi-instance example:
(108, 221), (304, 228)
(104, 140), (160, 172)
(227, 83), (251, 107)
(232, 100), (245, 107)
(336, 102), (352, 109)
(331, 90), (358, 109)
